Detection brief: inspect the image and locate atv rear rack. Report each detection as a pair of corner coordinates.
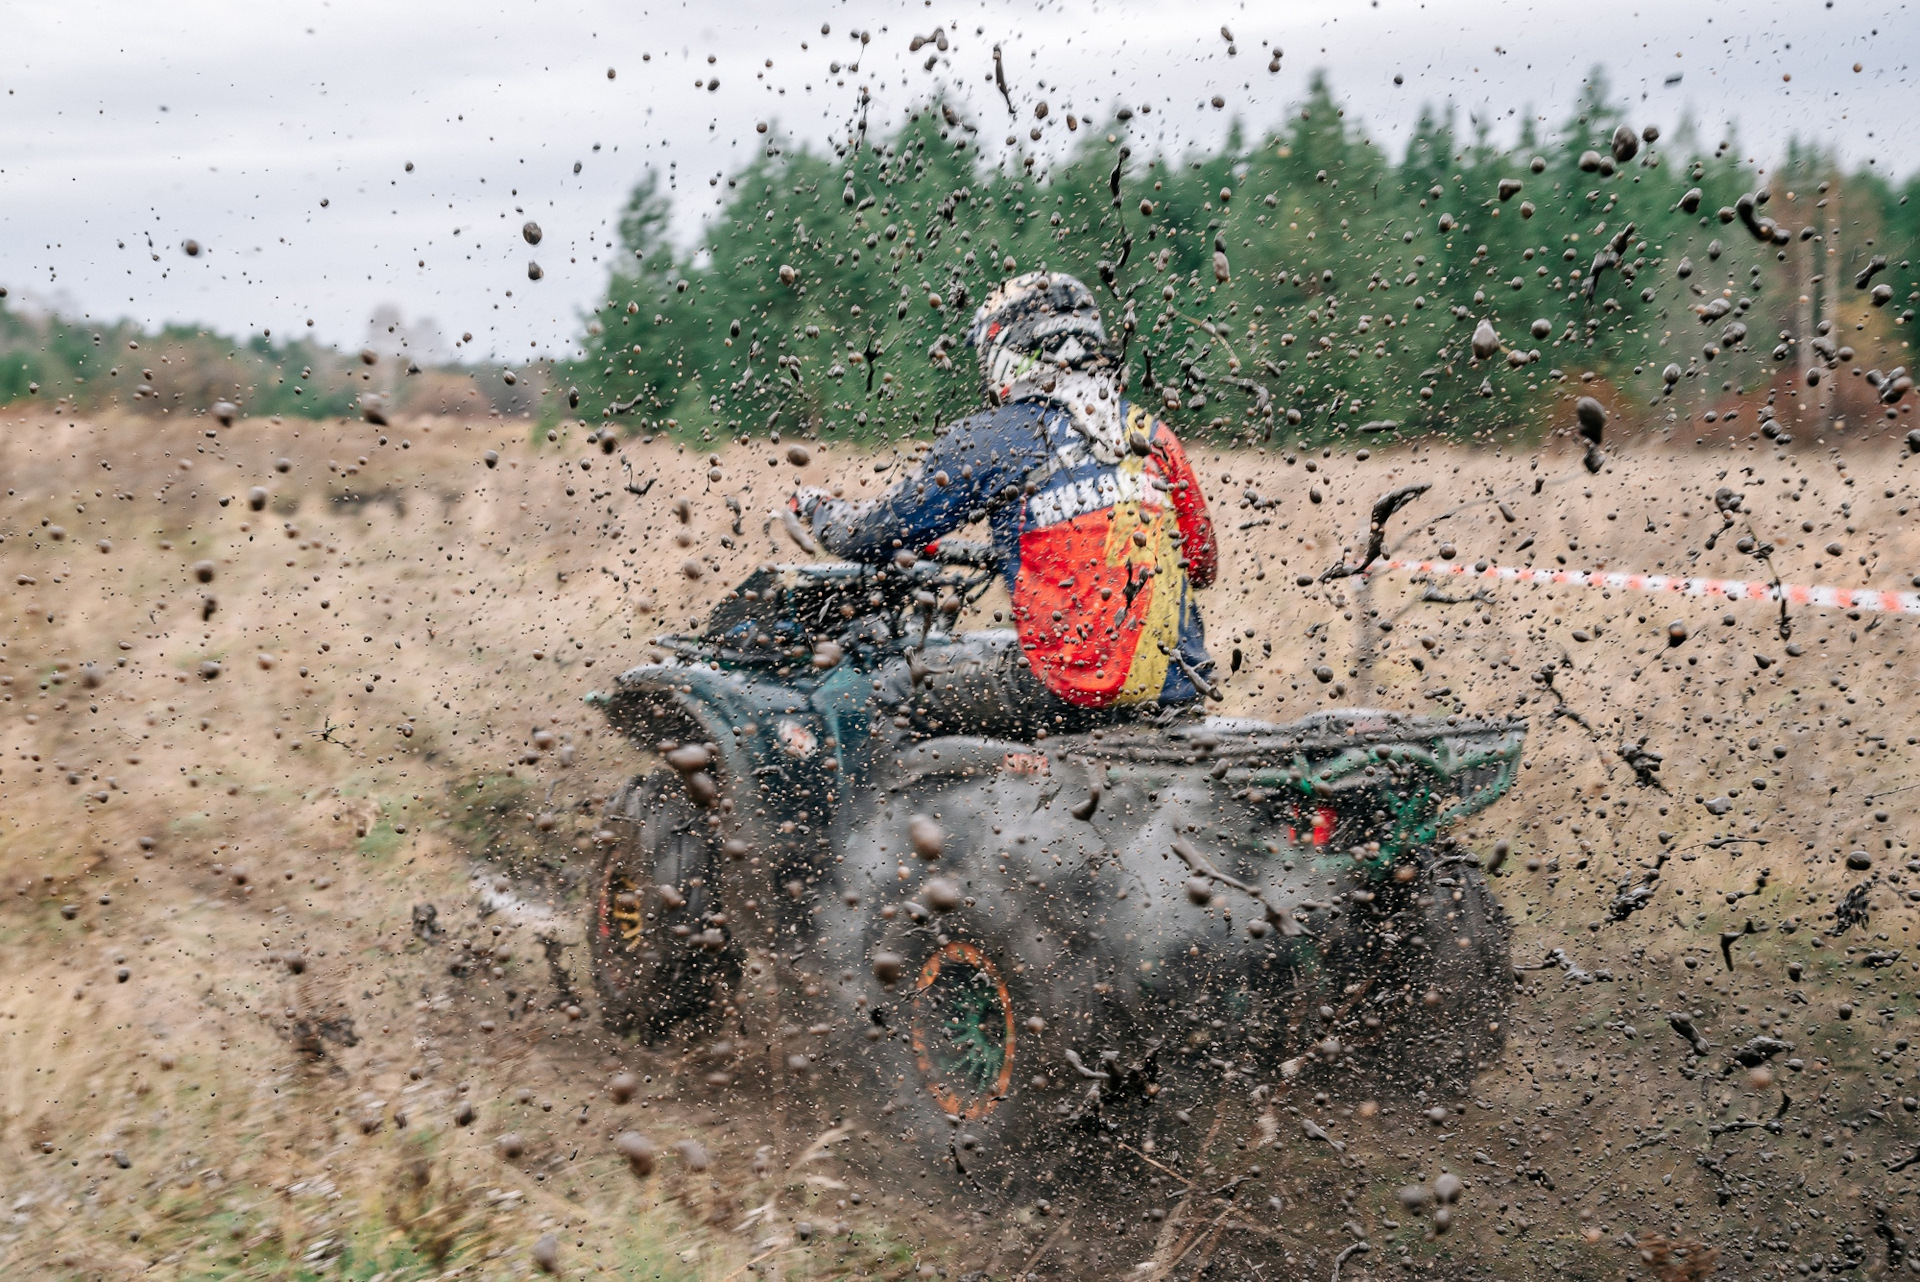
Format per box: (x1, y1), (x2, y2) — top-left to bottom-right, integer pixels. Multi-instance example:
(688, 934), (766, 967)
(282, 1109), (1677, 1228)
(1072, 709), (1526, 857)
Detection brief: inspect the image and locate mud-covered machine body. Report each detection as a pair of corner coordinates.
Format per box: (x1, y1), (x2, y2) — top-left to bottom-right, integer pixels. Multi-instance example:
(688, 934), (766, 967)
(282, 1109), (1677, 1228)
(586, 545), (1524, 1187)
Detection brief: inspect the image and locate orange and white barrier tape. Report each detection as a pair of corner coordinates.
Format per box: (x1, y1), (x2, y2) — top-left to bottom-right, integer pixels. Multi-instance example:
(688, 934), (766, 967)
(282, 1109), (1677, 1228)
(1368, 559), (1920, 616)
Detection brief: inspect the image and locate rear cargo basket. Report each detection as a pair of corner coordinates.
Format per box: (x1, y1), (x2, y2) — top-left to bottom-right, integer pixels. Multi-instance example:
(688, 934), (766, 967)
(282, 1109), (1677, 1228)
(1072, 709), (1526, 848)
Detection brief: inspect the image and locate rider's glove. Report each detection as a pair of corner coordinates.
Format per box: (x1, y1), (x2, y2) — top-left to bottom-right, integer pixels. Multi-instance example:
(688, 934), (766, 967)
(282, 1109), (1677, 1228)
(791, 486), (832, 526)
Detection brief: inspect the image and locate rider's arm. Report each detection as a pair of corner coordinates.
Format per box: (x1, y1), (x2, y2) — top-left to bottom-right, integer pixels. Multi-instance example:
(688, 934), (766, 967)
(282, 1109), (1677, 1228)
(808, 405), (1048, 562)
(1154, 424), (1217, 588)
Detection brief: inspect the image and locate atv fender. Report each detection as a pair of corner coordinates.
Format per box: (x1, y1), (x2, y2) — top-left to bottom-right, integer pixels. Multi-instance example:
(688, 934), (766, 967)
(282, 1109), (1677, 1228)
(589, 662), (831, 788)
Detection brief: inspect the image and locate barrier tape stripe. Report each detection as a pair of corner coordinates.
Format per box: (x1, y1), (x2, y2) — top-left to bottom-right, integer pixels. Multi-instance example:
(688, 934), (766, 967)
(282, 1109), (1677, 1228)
(1367, 559), (1920, 616)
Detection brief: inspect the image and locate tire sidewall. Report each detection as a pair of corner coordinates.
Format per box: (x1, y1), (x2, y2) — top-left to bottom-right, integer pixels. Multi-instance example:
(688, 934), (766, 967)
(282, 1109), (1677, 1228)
(591, 770), (738, 1041)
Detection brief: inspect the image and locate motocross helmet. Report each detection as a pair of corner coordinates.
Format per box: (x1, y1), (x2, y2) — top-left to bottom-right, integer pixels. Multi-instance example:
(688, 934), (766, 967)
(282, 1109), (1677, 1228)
(966, 270), (1116, 405)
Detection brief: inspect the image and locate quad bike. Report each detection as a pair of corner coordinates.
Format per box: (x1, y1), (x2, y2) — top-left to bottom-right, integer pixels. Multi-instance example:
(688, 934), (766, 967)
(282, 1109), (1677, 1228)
(585, 542), (1525, 1190)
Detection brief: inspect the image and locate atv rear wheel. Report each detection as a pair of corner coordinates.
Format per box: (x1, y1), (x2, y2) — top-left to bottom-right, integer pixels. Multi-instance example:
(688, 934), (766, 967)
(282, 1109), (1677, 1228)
(591, 770), (740, 1042)
(816, 769), (1160, 1197)
(902, 940), (1020, 1123)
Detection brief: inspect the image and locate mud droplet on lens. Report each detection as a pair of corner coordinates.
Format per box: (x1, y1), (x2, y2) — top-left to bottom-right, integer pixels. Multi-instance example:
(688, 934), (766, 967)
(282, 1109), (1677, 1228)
(909, 814), (944, 859)
(615, 1130), (656, 1174)
(1575, 396), (1606, 443)
(522, 221), (543, 245)
(1471, 318), (1500, 360)
(531, 1232), (560, 1274)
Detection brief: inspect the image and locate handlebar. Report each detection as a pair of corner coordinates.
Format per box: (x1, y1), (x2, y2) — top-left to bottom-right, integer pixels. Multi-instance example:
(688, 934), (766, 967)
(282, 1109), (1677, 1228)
(710, 538), (1002, 659)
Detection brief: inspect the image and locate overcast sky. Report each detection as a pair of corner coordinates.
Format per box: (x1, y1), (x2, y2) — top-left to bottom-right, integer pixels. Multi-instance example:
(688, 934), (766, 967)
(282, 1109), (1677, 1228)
(2, 0), (1912, 363)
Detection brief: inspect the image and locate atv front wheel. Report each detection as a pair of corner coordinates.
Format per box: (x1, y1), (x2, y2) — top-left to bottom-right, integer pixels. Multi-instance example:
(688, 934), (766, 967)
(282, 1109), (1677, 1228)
(591, 770), (740, 1042)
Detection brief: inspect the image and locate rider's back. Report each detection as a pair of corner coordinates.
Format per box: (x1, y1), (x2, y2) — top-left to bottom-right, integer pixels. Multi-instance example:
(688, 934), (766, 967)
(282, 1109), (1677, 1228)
(811, 399), (1217, 708)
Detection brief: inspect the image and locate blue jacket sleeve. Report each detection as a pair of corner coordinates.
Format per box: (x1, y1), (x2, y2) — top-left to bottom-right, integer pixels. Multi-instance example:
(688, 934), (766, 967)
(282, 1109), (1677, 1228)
(809, 404), (1052, 563)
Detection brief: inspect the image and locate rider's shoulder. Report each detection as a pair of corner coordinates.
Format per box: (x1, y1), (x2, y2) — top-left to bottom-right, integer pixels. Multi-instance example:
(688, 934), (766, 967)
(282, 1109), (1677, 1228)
(949, 399), (1057, 441)
(995, 400), (1057, 428)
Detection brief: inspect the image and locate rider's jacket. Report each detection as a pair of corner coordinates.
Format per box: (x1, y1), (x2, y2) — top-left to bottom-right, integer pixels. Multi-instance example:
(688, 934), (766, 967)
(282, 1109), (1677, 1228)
(809, 399), (1217, 707)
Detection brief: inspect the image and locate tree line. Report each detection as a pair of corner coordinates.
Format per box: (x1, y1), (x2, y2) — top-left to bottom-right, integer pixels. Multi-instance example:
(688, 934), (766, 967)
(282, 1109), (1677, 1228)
(3, 69), (1913, 446)
(572, 70), (1919, 450)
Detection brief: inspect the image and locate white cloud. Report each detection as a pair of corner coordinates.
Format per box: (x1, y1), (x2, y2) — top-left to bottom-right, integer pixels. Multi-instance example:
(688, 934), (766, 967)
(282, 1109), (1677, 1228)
(1, 0), (1909, 362)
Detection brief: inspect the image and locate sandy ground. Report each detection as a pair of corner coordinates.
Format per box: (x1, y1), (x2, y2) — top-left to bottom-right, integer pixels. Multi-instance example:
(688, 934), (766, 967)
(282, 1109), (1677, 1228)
(6, 404), (1920, 1279)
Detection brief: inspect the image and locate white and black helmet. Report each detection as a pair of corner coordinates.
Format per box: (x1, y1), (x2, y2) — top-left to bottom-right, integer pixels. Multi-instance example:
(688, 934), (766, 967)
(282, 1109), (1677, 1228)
(965, 271), (1115, 403)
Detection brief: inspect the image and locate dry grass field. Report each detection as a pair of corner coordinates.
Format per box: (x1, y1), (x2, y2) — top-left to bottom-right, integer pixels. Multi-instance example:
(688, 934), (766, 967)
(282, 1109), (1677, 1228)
(6, 401), (1920, 1280)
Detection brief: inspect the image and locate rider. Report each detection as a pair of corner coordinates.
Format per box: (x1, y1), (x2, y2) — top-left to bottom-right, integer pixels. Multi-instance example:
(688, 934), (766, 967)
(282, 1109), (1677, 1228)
(798, 270), (1217, 740)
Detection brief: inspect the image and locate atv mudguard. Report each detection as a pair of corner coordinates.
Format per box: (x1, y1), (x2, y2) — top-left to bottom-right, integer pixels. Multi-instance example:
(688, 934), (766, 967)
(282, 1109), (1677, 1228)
(586, 656), (897, 916)
(587, 657), (877, 783)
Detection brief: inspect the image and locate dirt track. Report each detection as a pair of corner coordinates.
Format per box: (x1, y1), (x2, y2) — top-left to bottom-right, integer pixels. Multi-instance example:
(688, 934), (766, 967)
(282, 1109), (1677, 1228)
(7, 406), (1920, 1279)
